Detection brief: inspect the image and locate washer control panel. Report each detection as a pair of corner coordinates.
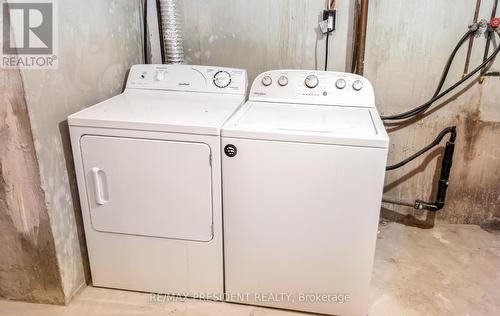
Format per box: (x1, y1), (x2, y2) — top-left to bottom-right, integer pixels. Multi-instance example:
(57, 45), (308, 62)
(126, 64), (247, 95)
(250, 69), (375, 107)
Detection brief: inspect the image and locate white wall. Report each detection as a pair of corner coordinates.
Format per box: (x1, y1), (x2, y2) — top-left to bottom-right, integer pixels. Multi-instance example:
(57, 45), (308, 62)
(181, 0), (355, 83)
(20, 0), (144, 302)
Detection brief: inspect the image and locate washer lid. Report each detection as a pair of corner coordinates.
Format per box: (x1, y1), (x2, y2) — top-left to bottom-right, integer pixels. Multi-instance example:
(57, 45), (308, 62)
(222, 101), (389, 148)
(68, 89), (245, 135)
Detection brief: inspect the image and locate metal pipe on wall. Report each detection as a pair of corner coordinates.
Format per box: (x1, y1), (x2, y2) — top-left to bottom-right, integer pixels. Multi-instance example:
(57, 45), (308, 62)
(463, 0), (482, 76)
(158, 0), (184, 64)
(354, 0), (369, 75)
(481, 0), (499, 79)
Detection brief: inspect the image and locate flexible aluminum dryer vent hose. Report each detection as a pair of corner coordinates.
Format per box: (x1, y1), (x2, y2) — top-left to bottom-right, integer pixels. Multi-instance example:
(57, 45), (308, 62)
(159, 0), (184, 64)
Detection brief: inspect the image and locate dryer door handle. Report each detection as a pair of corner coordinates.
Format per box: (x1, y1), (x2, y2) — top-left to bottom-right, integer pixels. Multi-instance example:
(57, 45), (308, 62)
(91, 167), (107, 205)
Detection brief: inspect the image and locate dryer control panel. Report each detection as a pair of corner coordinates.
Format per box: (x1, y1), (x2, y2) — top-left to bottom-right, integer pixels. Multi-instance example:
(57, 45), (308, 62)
(249, 69), (375, 108)
(126, 64), (247, 95)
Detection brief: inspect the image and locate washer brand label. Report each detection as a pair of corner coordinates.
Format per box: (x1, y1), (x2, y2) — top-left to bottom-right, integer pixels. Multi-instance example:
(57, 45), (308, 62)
(224, 144), (237, 157)
(178, 82), (190, 86)
(1, 0), (58, 69)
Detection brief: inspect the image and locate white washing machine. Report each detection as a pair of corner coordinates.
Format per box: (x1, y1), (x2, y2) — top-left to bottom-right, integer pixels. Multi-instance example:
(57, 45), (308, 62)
(221, 70), (389, 316)
(68, 64), (247, 296)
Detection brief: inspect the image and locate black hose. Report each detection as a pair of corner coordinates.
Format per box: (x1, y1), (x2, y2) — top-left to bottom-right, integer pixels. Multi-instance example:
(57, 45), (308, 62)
(432, 29), (476, 98)
(381, 29), (500, 121)
(386, 126), (457, 171)
(381, 29), (475, 120)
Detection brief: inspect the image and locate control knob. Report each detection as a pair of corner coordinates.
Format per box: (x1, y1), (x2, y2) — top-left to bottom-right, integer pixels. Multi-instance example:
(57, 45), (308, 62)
(261, 75), (272, 86)
(335, 79), (346, 89)
(278, 75), (288, 86)
(352, 80), (363, 91)
(155, 71), (165, 81)
(304, 75), (319, 88)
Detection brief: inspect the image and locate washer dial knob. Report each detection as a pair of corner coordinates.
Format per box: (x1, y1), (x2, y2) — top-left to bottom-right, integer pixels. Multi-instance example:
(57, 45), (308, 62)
(278, 75), (288, 86)
(261, 75), (272, 86)
(352, 80), (364, 91)
(213, 70), (232, 88)
(335, 79), (346, 89)
(305, 75), (319, 88)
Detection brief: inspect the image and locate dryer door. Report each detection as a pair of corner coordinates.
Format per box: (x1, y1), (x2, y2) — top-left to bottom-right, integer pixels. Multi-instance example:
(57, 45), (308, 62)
(80, 135), (213, 242)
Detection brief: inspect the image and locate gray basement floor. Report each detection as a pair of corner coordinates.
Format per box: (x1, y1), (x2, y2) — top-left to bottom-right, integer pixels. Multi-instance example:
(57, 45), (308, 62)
(1, 222), (499, 316)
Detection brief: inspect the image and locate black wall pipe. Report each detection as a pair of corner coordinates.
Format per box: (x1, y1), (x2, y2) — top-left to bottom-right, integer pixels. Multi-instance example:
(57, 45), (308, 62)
(415, 127), (457, 211)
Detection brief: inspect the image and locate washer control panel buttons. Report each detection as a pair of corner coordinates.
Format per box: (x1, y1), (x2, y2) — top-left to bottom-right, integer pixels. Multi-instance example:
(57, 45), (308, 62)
(278, 75), (289, 86)
(335, 79), (346, 89)
(304, 75), (319, 88)
(352, 80), (364, 91)
(262, 76), (272, 86)
(249, 70), (373, 108)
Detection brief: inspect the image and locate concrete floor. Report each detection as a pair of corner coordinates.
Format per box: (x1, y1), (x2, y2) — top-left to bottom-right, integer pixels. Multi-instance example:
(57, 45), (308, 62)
(1, 222), (499, 316)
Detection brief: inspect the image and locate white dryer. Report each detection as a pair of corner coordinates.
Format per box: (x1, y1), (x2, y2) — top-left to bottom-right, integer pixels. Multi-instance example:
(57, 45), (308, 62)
(221, 70), (388, 316)
(69, 64), (247, 296)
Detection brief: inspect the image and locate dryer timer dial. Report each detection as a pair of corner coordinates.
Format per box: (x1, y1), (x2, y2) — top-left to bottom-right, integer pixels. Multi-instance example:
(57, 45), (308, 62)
(213, 71), (232, 88)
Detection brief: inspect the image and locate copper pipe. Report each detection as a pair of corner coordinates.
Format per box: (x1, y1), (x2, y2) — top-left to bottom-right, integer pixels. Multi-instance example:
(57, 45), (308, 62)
(480, 0), (499, 81)
(326, 0), (335, 9)
(355, 0), (369, 75)
(350, 1), (360, 72)
(463, 0), (482, 77)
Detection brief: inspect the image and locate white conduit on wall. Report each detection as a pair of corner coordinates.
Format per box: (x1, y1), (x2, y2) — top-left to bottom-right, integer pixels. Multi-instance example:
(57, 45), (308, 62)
(158, 0), (184, 64)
